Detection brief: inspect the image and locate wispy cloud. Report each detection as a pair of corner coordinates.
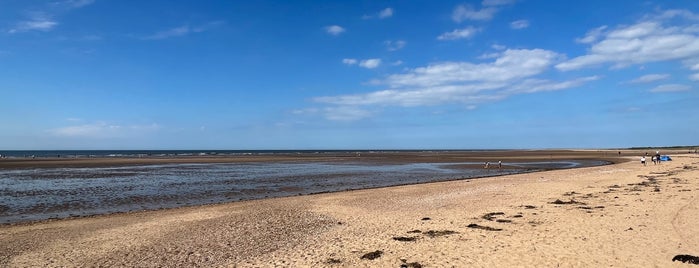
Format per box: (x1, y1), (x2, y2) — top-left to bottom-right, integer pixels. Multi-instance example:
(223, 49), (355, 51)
(143, 21), (223, 40)
(363, 7), (394, 19)
(452, 5), (497, 22)
(451, 0), (515, 23)
(8, 14), (57, 33)
(342, 58), (382, 69)
(57, 0), (95, 9)
(510, 19), (529, 29)
(359, 59), (382, 69)
(8, 1), (94, 34)
(379, 8), (394, 19)
(324, 25), (345, 36)
(558, 10), (699, 71)
(627, 73), (670, 83)
(385, 40), (406, 51)
(649, 84), (691, 93)
(482, 0), (516, 6)
(437, 27), (480, 40)
(49, 122), (161, 138)
(342, 58), (358, 65)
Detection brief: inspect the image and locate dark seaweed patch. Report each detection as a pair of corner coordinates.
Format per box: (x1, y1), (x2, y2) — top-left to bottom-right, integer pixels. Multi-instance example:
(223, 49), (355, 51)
(424, 230), (458, 237)
(550, 199), (585, 205)
(360, 250), (383, 260)
(400, 262), (424, 268)
(672, 254), (699, 264)
(467, 224), (502, 231)
(393, 236), (418, 242)
(326, 258), (342, 264)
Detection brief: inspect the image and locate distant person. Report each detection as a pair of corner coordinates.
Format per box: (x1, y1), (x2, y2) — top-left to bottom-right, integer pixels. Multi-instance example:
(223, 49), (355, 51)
(498, 160), (502, 169)
(484, 162), (490, 169)
(655, 152), (661, 164)
(651, 155), (656, 165)
(641, 156), (646, 166)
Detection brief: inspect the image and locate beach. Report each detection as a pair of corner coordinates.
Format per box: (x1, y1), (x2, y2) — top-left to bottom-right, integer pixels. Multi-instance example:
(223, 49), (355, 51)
(1, 151), (698, 267)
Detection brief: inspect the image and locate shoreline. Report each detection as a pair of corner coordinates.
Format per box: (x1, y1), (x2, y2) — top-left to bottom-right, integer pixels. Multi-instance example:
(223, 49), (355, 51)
(1, 152), (697, 266)
(1, 151), (620, 225)
(0, 149), (637, 169)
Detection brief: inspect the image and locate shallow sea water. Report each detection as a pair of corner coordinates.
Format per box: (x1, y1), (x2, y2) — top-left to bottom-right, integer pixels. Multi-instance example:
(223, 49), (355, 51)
(0, 160), (606, 224)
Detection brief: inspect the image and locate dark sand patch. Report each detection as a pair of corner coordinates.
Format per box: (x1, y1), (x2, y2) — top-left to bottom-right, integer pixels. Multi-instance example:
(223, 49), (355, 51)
(672, 254), (699, 264)
(467, 224), (502, 231)
(424, 230), (458, 237)
(360, 250), (383, 260)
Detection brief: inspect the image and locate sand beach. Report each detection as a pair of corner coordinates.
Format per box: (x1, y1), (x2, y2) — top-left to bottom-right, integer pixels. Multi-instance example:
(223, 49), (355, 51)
(1, 151), (698, 267)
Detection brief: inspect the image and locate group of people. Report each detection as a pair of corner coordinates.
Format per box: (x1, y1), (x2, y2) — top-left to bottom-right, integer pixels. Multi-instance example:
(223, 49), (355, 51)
(641, 151), (662, 166)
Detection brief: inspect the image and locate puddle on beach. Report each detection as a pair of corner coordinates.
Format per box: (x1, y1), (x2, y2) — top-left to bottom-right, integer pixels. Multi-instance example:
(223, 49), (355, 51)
(0, 160), (607, 224)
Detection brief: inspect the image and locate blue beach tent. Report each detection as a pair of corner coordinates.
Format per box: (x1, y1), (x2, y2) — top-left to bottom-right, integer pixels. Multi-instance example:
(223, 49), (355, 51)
(659, 155), (672, 161)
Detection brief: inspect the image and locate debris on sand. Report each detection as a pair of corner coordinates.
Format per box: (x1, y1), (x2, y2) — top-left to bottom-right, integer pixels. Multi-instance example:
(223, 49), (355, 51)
(400, 261), (424, 268)
(550, 199), (585, 205)
(421, 217), (431, 221)
(407, 230), (422, 233)
(467, 224), (502, 231)
(424, 230), (458, 237)
(522, 205), (537, 209)
(326, 258), (342, 264)
(393, 236), (418, 242)
(672, 254), (699, 264)
(360, 250), (383, 260)
(482, 212), (505, 221)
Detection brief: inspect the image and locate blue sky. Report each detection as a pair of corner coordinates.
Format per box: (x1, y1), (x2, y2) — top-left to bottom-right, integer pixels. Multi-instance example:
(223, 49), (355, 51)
(1, 0), (698, 150)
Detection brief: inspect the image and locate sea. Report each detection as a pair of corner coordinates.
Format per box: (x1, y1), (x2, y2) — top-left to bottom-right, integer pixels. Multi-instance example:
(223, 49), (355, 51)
(0, 150), (610, 224)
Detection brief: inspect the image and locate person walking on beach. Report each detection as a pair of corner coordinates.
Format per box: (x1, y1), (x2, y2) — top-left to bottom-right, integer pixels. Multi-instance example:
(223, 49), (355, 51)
(641, 156), (646, 166)
(498, 160), (502, 169)
(484, 162), (490, 169)
(651, 155), (656, 165)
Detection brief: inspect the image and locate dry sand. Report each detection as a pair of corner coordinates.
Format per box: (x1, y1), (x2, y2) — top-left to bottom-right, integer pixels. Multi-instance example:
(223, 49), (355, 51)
(1, 153), (698, 267)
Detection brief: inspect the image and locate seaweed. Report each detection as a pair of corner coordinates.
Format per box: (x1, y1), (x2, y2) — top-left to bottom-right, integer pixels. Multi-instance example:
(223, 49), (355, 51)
(360, 250), (383, 260)
(467, 224), (502, 231)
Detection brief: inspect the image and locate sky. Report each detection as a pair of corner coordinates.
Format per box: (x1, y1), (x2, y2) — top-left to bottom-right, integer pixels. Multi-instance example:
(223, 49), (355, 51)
(1, 0), (698, 150)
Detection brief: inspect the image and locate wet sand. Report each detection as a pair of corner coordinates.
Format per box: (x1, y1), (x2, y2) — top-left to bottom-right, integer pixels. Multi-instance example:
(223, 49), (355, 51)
(1, 150), (697, 267)
(0, 149), (627, 169)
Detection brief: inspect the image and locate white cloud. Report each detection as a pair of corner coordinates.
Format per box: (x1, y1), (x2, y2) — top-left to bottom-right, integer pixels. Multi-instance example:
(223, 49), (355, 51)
(323, 106), (373, 121)
(325, 25), (345, 36)
(144, 21), (223, 40)
(558, 10), (699, 71)
(62, 0), (95, 8)
(510, 19), (529, 29)
(312, 48), (594, 114)
(649, 84), (691, 93)
(145, 26), (191, 40)
(342, 58), (358, 65)
(49, 122), (160, 138)
(392, 60), (403, 66)
(628, 74), (670, 83)
(575, 26), (608, 44)
(8, 16), (57, 33)
(689, 73), (699, 81)
(385, 40), (406, 51)
(359, 59), (382, 69)
(482, 0), (516, 6)
(364, 7), (394, 20)
(379, 8), (394, 19)
(437, 27), (480, 40)
(452, 5), (498, 22)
